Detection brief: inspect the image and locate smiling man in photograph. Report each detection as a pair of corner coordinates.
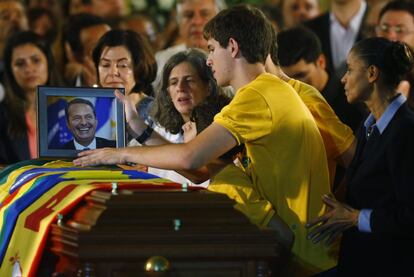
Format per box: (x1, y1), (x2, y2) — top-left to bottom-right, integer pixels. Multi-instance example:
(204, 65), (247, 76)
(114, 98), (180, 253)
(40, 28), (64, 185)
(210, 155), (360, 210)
(64, 98), (115, 150)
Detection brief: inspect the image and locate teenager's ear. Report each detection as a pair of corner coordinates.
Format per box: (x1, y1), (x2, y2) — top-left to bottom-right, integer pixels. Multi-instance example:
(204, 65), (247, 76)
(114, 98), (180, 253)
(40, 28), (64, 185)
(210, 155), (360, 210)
(316, 54), (326, 70)
(228, 38), (240, 58)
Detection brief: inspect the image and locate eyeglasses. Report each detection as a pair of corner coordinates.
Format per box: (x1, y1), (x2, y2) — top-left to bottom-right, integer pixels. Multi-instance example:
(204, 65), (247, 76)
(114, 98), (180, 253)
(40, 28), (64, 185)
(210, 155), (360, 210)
(376, 24), (414, 37)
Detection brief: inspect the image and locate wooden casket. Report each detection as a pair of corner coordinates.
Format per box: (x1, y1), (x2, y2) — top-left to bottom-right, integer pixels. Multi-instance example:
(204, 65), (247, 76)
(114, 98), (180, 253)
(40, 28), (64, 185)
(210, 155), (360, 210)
(47, 187), (289, 277)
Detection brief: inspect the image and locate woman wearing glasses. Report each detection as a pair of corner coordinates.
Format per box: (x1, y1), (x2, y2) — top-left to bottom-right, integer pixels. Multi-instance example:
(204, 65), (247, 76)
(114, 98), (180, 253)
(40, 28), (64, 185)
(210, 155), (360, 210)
(376, 0), (414, 107)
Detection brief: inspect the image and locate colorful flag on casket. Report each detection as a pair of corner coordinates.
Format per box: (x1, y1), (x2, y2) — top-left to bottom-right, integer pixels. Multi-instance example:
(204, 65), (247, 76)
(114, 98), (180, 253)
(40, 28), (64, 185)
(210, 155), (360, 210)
(0, 160), (184, 277)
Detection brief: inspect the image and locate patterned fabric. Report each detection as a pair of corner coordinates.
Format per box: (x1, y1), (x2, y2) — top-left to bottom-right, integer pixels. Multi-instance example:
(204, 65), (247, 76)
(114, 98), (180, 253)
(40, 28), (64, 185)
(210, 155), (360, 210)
(0, 160), (183, 277)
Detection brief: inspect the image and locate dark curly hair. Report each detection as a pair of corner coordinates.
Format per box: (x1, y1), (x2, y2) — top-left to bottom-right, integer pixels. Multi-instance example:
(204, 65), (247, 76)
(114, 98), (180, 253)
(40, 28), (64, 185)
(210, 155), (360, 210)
(150, 48), (230, 135)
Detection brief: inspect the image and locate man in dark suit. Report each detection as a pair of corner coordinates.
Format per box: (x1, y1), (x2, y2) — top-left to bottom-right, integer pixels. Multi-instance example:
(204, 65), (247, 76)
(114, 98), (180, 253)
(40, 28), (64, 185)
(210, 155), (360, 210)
(64, 98), (115, 150)
(277, 26), (367, 133)
(305, 0), (367, 77)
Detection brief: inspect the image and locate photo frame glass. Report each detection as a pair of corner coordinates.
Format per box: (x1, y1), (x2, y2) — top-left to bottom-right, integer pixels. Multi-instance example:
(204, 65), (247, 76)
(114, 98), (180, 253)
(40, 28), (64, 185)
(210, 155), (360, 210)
(37, 86), (125, 159)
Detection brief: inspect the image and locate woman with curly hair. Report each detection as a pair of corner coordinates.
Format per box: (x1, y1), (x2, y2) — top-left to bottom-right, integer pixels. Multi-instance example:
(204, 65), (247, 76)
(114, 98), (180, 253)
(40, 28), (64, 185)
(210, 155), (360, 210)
(150, 48), (229, 143)
(117, 48), (230, 184)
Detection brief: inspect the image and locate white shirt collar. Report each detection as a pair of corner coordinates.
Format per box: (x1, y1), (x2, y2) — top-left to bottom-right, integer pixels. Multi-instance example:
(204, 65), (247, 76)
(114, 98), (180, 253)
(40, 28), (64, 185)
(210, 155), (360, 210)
(74, 138), (97, 150)
(330, 0), (367, 31)
(364, 93), (406, 135)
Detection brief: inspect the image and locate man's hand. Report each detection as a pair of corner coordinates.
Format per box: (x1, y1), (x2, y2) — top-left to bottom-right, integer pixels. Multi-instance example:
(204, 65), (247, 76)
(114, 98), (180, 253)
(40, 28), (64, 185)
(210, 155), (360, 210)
(306, 194), (360, 245)
(73, 148), (127, 167)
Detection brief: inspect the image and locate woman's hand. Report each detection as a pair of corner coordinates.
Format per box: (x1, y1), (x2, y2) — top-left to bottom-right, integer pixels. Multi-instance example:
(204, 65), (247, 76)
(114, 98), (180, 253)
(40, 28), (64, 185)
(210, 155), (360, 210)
(115, 90), (147, 137)
(115, 89), (139, 123)
(306, 194), (360, 245)
(182, 121), (197, 143)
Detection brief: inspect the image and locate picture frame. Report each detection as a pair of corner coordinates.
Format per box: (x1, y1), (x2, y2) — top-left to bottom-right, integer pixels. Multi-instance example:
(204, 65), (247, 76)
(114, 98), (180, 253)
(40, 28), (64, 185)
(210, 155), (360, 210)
(37, 86), (125, 159)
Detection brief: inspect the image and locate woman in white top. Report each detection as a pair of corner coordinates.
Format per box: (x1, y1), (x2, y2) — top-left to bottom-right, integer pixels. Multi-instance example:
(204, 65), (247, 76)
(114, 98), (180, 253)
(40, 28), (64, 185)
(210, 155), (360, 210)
(117, 48), (231, 185)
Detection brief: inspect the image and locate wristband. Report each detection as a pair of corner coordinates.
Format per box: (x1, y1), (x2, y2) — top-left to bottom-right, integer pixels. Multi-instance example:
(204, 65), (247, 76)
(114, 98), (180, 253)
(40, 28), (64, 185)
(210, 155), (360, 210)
(135, 125), (153, 144)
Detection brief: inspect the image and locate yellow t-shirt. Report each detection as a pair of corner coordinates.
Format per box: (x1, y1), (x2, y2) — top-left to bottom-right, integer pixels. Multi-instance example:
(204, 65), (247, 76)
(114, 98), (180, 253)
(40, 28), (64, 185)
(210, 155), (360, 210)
(288, 79), (355, 186)
(209, 163), (275, 228)
(213, 73), (335, 273)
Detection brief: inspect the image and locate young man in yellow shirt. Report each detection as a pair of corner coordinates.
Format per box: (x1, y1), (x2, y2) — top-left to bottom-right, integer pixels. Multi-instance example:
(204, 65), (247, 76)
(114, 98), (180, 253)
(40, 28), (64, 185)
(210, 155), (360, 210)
(75, 5), (335, 274)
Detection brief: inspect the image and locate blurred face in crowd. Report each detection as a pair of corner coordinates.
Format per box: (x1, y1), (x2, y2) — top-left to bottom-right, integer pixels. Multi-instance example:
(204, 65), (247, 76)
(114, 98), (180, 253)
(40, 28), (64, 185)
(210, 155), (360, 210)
(121, 16), (159, 50)
(0, 1), (28, 42)
(282, 56), (327, 91)
(31, 13), (52, 37)
(376, 10), (414, 49)
(168, 61), (209, 122)
(177, 0), (218, 49)
(361, 0), (387, 38)
(282, 0), (319, 28)
(11, 43), (48, 93)
(91, 0), (126, 19)
(98, 46), (136, 95)
(67, 103), (97, 146)
(80, 24), (111, 60)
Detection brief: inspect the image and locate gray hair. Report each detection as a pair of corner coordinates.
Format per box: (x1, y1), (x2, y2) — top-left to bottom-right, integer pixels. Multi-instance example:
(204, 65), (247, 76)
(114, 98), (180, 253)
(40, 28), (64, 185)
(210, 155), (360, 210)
(176, 0), (227, 23)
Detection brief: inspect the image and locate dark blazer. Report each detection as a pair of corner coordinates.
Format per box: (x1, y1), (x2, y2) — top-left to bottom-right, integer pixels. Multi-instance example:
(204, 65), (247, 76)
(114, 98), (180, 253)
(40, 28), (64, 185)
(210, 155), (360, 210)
(305, 10), (367, 76)
(338, 104), (414, 276)
(62, 137), (116, 150)
(0, 103), (30, 164)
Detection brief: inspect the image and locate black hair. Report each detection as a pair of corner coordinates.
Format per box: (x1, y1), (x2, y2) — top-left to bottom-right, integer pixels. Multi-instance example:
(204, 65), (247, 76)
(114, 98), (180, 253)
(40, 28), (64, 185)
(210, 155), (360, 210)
(268, 26), (279, 65)
(27, 7), (57, 44)
(379, 0), (414, 21)
(352, 37), (414, 89)
(277, 26), (322, 67)
(92, 29), (157, 96)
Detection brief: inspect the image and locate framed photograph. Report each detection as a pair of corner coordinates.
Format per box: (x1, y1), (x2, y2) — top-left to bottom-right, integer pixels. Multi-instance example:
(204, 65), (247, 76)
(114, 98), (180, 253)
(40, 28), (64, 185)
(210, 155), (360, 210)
(37, 86), (125, 159)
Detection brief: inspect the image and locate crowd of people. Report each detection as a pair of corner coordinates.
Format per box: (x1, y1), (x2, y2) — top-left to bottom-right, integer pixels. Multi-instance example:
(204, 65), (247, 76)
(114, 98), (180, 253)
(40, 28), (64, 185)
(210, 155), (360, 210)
(0, 0), (413, 276)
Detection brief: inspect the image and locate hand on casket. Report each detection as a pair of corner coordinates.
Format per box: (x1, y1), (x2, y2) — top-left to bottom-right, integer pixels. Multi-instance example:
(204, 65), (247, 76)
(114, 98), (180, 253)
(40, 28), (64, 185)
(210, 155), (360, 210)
(73, 147), (127, 167)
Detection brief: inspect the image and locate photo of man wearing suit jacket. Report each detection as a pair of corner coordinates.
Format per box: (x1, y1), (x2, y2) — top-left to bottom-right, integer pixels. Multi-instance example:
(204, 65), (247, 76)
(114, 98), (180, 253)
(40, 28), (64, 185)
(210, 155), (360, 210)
(63, 98), (115, 150)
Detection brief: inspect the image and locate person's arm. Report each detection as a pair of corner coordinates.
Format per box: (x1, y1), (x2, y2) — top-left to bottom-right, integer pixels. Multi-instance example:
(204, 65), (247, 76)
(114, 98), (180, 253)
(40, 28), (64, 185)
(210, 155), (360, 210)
(336, 138), (356, 168)
(115, 90), (167, 146)
(177, 121), (236, 183)
(267, 214), (294, 250)
(74, 123), (238, 170)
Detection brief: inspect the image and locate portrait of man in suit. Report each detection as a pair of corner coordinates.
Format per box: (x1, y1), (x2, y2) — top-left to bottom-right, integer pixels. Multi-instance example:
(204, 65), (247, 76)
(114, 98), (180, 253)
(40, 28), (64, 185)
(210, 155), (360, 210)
(63, 98), (116, 150)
